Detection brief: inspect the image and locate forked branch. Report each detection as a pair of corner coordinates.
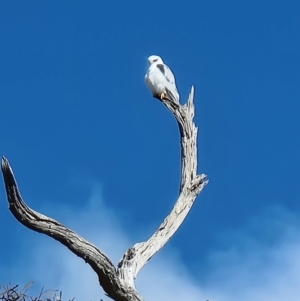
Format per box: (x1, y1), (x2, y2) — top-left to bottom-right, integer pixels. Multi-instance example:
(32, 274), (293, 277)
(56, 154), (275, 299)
(1, 86), (207, 300)
(117, 87), (208, 285)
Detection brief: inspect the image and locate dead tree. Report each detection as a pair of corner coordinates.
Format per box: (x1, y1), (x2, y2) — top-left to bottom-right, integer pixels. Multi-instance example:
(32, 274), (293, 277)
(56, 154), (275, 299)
(1, 87), (208, 301)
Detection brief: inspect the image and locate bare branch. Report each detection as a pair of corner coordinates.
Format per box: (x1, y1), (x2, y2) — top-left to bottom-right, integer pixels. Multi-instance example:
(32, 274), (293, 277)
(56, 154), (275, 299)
(1, 157), (144, 301)
(118, 87), (208, 282)
(1, 84), (207, 298)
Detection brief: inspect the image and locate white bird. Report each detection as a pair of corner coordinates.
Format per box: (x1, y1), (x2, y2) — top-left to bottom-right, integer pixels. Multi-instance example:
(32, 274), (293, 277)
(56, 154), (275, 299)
(145, 55), (179, 104)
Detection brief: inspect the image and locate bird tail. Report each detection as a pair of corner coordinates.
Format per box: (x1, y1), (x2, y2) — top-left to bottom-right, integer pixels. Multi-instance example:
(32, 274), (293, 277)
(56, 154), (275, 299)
(165, 88), (180, 104)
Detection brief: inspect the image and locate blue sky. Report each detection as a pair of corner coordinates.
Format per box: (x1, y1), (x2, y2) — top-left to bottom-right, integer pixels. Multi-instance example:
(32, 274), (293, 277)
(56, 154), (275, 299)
(0, 1), (299, 300)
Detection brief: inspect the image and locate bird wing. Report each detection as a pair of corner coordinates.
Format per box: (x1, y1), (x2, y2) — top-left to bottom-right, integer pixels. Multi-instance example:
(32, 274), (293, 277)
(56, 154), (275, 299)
(156, 63), (179, 103)
(156, 63), (176, 85)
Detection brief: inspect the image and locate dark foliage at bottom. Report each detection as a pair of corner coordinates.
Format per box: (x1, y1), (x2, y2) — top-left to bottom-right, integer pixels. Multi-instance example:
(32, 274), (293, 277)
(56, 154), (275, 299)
(0, 282), (72, 301)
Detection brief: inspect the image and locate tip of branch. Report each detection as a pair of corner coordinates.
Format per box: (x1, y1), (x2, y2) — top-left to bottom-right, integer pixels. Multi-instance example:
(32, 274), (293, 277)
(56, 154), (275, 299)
(187, 86), (194, 106)
(1, 156), (17, 189)
(186, 86), (195, 119)
(199, 174), (209, 188)
(190, 85), (194, 97)
(1, 156), (9, 172)
(203, 179), (209, 186)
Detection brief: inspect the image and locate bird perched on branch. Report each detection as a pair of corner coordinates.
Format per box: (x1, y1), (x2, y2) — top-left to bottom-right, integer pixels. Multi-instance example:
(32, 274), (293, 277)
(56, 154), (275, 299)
(145, 55), (180, 104)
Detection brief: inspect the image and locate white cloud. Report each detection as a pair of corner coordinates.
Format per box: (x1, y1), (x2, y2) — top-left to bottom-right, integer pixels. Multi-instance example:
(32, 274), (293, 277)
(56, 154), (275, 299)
(3, 186), (300, 301)
(203, 206), (300, 301)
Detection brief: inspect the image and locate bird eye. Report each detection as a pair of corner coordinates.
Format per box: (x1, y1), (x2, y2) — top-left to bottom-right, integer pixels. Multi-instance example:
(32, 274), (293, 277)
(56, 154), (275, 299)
(153, 59), (158, 62)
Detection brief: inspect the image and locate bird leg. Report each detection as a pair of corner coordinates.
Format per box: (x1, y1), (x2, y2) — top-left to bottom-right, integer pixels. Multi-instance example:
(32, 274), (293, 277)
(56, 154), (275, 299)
(153, 92), (179, 108)
(152, 93), (164, 102)
(160, 92), (166, 100)
(152, 92), (166, 100)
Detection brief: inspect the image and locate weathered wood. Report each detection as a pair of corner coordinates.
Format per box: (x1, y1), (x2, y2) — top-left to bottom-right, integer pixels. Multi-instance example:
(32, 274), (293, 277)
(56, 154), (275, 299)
(1, 86), (208, 300)
(1, 157), (143, 301)
(117, 87), (208, 283)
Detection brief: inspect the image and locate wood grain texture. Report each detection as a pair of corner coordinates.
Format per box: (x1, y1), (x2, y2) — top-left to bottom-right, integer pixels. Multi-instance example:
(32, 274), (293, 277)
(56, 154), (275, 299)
(117, 87), (208, 285)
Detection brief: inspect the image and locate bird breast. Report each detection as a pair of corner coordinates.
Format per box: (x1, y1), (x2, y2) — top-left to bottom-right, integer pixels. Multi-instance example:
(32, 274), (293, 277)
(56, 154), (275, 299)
(146, 65), (166, 94)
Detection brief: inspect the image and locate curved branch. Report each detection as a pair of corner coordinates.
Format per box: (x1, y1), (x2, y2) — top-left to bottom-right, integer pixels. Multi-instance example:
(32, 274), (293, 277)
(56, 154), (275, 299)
(118, 87), (208, 283)
(1, 157), (143, 301)
(1, 85), (208, 297)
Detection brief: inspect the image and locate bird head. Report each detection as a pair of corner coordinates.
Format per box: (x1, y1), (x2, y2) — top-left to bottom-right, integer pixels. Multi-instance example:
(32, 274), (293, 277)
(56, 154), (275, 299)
(147, 55), (163, 65)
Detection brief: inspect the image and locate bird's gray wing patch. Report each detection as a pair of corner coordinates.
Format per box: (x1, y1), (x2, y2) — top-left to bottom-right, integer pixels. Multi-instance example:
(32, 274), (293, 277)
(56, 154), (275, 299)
(156, 64), (166, 77)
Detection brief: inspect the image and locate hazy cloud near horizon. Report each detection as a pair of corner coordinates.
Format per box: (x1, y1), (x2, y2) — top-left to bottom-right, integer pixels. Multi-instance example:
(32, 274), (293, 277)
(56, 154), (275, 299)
(2, 185), (300, 301)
